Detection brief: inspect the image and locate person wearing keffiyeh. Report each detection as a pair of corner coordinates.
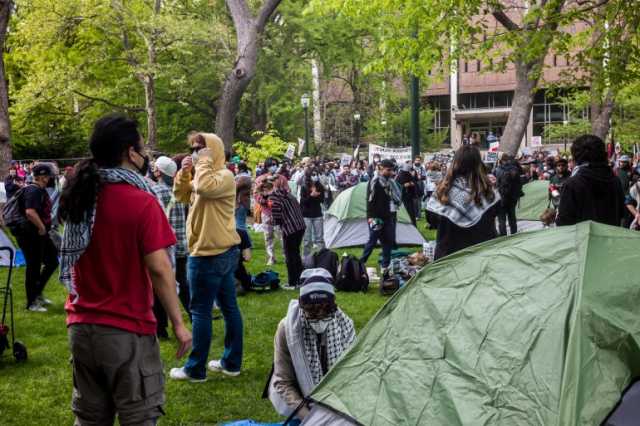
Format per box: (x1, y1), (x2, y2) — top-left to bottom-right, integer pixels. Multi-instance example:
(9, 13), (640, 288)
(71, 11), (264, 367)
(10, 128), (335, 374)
(266, 268), (356, 422)
(361, 159), (400, 268)
(58, 114), (191, 425)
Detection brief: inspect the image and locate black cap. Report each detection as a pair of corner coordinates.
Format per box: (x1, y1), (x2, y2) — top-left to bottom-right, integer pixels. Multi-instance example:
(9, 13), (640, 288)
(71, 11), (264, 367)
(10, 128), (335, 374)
(380, 159), (395, 168)
(32, 164), (53, 177)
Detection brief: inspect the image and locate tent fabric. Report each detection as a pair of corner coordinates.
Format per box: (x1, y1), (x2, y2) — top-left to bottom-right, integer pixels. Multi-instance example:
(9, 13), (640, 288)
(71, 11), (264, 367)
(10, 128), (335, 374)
(323, 216), (426, 249)
(324, 183), (425, 248)
(515, 180), (550, 221)
(309, 222), (640, 425)
(0, 229), (19, 267)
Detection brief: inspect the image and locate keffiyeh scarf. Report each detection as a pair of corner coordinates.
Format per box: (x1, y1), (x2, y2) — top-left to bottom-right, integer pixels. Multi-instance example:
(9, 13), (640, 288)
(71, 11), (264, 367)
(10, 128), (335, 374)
(369, 175), (402, 207)
(59, 168), (154, 300)
(426, 177), (500, 228)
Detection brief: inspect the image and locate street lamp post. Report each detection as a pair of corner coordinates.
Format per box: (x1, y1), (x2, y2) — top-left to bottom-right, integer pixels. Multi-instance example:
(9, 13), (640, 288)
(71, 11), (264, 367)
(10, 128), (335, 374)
(301, 93), (311, 156)
(563, 119), (568, 153)
(353, 112), (361, 151)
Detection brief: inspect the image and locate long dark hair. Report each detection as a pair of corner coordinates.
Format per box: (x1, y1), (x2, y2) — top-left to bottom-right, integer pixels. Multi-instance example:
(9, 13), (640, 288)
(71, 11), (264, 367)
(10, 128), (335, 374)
(59, 114), (142, 224)
(436, 145), (495, 206)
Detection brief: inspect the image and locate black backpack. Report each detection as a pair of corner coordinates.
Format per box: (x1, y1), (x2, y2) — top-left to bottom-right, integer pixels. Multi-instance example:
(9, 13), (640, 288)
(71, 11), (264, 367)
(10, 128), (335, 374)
(2, 186), (30, 228)
(497, 165), (521, 200)
(335, 255), (369, 292)
(304, 249), (339, 279)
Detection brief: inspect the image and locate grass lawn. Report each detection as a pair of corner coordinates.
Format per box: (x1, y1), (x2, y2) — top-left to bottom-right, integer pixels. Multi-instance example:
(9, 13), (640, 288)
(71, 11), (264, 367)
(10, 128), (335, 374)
(0, 223), (435, 425)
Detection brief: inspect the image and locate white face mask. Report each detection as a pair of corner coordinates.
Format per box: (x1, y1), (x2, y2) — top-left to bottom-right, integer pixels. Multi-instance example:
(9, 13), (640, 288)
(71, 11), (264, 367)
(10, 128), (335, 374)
(191, 152), (199, 164)
(311, 175), (319, 182)
(309, 319), (331, 334)
(269, 165), (278, 174)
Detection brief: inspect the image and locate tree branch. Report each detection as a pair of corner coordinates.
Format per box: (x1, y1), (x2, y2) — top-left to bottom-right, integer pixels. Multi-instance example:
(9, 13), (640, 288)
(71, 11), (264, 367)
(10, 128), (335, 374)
(73, 90), (145, 113)
(225, 0), (252, 41)
(256, 0), (283, 33)
(492, 10), (521, 32)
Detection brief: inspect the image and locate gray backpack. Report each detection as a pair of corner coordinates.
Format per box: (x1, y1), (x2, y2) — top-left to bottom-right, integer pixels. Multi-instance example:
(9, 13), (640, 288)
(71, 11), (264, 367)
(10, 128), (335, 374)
(2, 186), (30, 228)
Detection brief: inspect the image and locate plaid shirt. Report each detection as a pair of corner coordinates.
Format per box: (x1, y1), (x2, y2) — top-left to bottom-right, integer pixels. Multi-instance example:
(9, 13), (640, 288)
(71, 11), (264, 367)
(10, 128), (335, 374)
(152, 181), (188, 258)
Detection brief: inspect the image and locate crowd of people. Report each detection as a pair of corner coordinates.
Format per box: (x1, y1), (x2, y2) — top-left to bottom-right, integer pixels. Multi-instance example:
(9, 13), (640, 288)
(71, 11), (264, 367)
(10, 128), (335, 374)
(3, 112), (640, 424)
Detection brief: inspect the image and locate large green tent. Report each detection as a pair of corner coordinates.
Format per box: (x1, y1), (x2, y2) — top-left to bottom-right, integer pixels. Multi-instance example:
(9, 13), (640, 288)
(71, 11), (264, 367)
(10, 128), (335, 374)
(324, 183), (426, 248)
(304, 222), (640, 425)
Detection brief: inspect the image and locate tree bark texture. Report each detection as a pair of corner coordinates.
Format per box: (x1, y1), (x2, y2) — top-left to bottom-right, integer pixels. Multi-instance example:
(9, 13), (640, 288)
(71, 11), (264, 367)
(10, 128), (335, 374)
(143, 75), (158, 151)
(0, 1), (12, 175)
(311, 59), (323, 147)
(591, 90), (614, 140)
(216, 0), (283, 152)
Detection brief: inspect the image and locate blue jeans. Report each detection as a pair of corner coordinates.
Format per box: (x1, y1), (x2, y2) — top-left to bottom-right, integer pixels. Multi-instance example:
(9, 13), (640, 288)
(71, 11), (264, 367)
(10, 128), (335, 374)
(184, 248), (242, 379)
(360, 217), (396, 268)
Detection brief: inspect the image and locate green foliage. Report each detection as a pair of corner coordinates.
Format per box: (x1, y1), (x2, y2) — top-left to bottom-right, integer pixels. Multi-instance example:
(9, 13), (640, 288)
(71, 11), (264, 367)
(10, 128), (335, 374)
(233, 130), (290, 169)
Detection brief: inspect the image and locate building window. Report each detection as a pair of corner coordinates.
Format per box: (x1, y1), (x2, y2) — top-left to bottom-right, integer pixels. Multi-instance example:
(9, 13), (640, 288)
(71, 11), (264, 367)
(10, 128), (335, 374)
(476, 60), (481, 72)
(553, 55), (557, 67)
(464, 61), (468, 73)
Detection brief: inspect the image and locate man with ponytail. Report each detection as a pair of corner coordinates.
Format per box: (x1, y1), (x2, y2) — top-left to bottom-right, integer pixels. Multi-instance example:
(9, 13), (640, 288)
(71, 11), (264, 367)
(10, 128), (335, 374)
(59, 114), (192, 426)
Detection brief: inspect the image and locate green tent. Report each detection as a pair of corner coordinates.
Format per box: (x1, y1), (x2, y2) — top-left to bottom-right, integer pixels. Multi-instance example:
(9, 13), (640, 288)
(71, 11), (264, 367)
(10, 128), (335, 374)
(324, 183), (426, 248)
(305, 222), (640, 425)
(516, 180), (550, 221)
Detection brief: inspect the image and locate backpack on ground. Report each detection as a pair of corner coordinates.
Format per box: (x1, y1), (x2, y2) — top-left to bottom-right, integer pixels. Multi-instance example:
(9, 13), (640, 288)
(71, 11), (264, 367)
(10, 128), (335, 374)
(379, 276), (400, 296)
(2, 186), (29, 229)
(303, 248), (339, 279)
(335, 255), (369, 292)
(251, 270), (280, 291)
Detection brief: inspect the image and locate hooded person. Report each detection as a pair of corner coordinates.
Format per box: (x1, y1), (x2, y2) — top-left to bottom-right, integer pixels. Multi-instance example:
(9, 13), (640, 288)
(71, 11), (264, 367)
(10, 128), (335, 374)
(170, 132), (244, 381)
(396, 161), (419, 226)
(556, 135), (626, 227)
(266, 268), (356, 422)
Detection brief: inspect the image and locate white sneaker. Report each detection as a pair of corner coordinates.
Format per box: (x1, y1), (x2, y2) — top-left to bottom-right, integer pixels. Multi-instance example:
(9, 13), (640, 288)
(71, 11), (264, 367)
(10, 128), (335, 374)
(36, 295), (53, 306)
(168, 367), (207, 383)
(28, 302), (47, 312)
(207, 360), (240, 377)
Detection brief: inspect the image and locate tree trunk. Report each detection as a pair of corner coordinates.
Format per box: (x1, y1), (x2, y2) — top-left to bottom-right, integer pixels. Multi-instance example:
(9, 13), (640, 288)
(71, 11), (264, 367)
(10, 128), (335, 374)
(311, 59), (323, 147)
(143, 76), (158, 150)
(591, 90), (614, 140)
(500, 59), (542, 156)
(215, 35), (258, 151)
(0, 1), (12, 175)
(216, 0), (283, 152)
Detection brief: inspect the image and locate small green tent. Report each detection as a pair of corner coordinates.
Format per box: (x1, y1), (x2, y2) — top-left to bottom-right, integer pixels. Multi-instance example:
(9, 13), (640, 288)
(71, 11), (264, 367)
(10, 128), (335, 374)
(323, 183), (426, 248)
(305, 222), (640, 425)
(516, 180), (551, 221)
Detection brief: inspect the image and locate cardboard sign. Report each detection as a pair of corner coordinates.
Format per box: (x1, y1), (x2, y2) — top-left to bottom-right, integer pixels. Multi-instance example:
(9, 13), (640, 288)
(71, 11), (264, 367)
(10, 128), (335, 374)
(485, 151), (498, 163)
(531, 136), (542, 147)
(297, 138), (306, 156)
(353, 145), (360, 160)
(368, 144), (413, 164)
(285, 144), (296, 160)
(521, 147), (532, 156)
(340, 154), (353, 166)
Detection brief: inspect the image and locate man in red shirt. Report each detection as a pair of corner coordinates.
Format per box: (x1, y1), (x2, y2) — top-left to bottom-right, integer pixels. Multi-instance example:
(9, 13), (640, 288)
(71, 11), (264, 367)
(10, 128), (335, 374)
(59, 115), (191, 426)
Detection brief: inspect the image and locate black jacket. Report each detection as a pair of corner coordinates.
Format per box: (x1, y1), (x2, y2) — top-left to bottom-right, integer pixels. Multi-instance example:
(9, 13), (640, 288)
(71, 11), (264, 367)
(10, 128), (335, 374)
(299, 182), (325, 218)
(396, 170), (419, 200)
(366, 178), (394, 220)
(556, 163), (625, 227)
(433, 204), (498, 260)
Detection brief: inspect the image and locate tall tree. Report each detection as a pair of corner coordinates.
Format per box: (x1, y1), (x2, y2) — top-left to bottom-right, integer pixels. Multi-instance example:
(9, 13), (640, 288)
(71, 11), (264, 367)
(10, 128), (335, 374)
(216, 0), (283, 151)
(0, 0), (11, 174)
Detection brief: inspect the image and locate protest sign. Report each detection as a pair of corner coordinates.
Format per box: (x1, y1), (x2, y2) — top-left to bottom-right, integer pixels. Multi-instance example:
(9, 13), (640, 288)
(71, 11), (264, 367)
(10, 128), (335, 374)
(531, 136), (542, 147)
(489, 142), (500, 152)
(368, 144), (412, 164)
(297, 138), (306, 156)
(485, 151), (498, 163)
(285, 144), (296, 160)
(340, 154), (353, 166)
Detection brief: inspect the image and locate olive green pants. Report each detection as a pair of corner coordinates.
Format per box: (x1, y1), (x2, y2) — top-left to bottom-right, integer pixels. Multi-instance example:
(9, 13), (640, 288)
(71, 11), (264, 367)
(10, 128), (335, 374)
(68, 324), (165, 426)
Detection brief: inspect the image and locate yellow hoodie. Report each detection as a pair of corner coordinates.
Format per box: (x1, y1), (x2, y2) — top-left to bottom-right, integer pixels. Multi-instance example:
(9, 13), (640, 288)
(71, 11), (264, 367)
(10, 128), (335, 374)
(173, 133), (240, 257)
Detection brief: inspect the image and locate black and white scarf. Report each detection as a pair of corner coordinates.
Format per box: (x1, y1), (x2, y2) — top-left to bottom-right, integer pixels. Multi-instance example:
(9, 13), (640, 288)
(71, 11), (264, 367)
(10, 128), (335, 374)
(59, 167), (154, 300)
(300, 307), (356, 386)
(369, 175), (402, 208)
(426, 177), (500, 228)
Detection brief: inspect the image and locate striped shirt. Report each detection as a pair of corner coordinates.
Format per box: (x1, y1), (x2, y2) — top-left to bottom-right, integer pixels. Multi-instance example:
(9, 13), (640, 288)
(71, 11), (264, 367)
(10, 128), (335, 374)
(270, 189), (306, 237)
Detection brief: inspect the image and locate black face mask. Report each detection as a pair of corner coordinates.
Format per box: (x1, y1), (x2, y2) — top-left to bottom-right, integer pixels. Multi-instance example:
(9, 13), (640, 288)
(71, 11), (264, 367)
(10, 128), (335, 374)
(134, 151), (150, 176)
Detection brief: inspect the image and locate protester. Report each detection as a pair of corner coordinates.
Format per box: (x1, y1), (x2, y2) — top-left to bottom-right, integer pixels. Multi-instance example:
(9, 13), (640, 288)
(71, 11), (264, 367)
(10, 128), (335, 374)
(396, 162), (419, 226)
(368, 154), (381, 179)
(495, 153), (524, 236)
(263, 178), (306, 288)
(235, 174), (253, 293)
(9, 164), (58, 312)
(427, 145), (500, 260)
(171, 154), (191, 318)
(254, 157), (289, 265)
(300, 167), (325, 258)
(424, 162), (444, 229)
(549, 158), (570, 208)
(617, 155), (632, 194)
(267, 268), (356, 421)
(5, 165), (24, 200)
(171, 131), (243, 381)
(318, 163), (335, 209)
(336, 163), (358, 192)
(556, 135), (626, 227)
(59, 114), (191, 424)
(150, 155), (180, 338)
(361, 159), (400, 268)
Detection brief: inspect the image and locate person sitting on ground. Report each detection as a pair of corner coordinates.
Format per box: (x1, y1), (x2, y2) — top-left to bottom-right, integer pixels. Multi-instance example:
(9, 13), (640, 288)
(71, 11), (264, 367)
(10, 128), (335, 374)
(556, 135), (626, 227)
(427, 145), (500, 260)
(266, 268), (356, 422)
